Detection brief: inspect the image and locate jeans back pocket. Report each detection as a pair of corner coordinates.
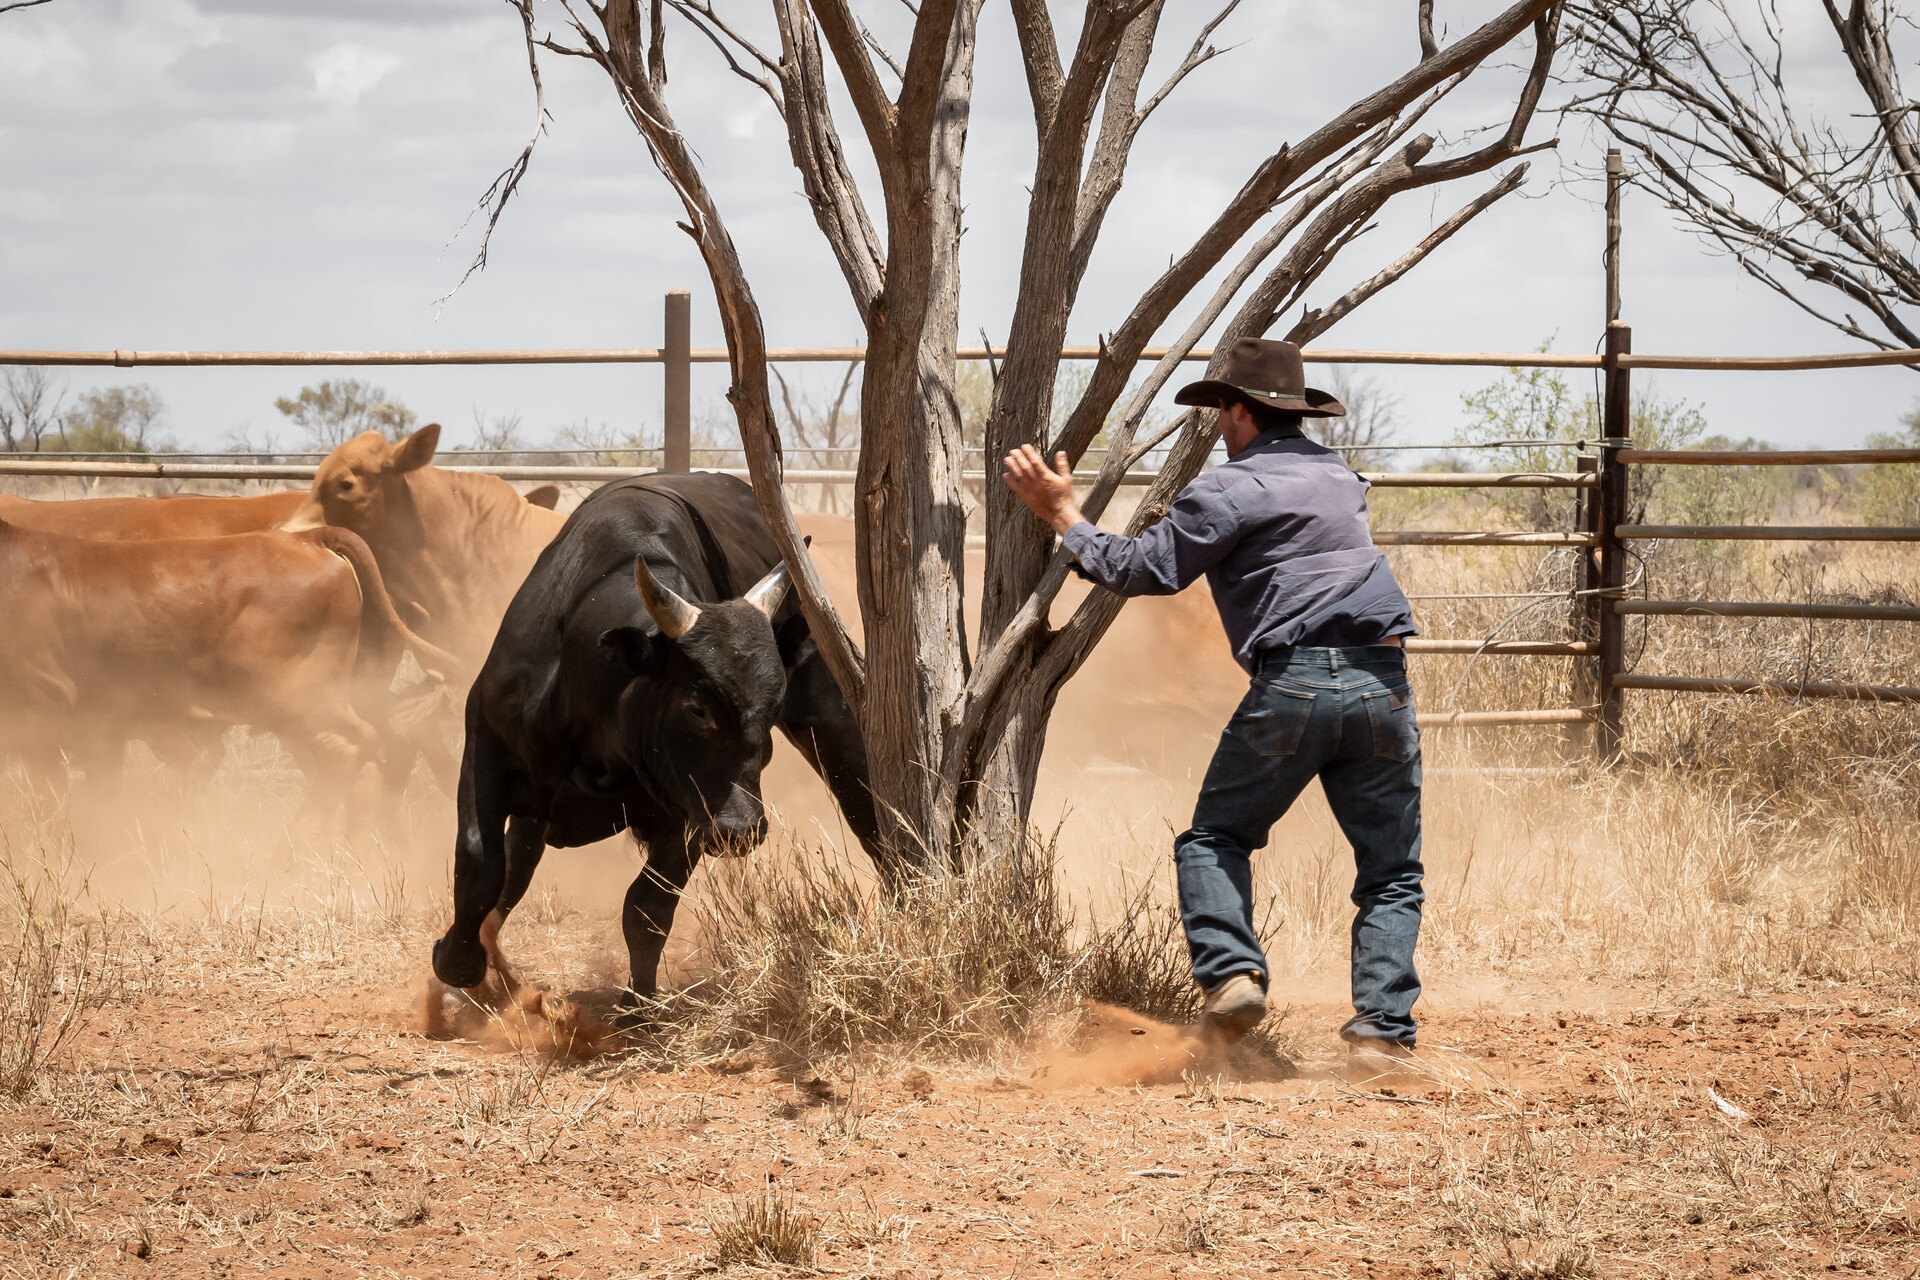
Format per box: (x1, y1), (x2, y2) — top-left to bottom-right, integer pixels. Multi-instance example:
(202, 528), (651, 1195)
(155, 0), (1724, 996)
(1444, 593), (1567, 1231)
(1231, 680), (1317, 756)
(1364, 686), (1420, 762)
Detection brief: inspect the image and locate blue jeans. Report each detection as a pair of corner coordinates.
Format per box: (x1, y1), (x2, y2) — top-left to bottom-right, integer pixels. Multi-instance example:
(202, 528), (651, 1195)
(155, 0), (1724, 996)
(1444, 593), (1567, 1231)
(1174, 645), (1425, 1046)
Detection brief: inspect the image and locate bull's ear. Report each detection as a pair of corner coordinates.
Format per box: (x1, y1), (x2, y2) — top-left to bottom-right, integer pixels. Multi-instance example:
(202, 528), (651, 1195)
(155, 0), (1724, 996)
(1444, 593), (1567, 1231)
(393, 423), (441, 472)
(598, 626), (661, 675)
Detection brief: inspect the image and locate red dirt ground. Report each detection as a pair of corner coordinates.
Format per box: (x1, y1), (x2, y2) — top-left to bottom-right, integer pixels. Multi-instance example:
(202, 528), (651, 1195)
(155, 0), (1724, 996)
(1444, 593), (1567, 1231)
(5, 913), (1916, 1278)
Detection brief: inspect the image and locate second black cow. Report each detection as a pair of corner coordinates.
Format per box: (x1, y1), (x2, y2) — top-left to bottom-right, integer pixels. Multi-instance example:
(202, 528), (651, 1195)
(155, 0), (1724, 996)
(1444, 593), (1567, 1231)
(430, 473), (885, 1012)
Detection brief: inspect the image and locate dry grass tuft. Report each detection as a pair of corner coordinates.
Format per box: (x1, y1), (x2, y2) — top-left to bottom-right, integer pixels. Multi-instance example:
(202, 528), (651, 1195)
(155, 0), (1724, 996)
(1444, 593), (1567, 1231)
(671, 836), (1201, 1064)
(0, 836), (115, 1104)
(707, 1185), (818, 1270)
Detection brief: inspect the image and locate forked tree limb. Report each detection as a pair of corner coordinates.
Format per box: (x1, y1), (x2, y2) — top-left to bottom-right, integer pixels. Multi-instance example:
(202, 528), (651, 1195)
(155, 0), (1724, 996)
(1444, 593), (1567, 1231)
(945, 1), (1559, 821)
(1569, 0), (1920, 358)
(1288, 164), (1531, 344)
(1136, 0), (1243, 123)
(1042, 0), (1555, 471)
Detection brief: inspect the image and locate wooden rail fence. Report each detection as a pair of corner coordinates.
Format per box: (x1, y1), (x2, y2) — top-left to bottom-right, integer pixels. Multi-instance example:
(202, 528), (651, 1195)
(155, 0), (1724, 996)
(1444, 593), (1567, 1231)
(11, 150), (1920, 757)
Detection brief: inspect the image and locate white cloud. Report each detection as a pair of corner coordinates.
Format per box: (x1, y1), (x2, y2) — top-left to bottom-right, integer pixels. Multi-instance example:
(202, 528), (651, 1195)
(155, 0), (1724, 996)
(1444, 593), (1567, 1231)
(309, 43), (403, 107)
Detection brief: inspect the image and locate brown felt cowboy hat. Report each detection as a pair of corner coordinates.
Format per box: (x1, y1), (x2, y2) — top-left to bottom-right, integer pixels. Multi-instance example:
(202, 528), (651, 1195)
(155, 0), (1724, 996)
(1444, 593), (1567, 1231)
(1174, 337), (1346, 419)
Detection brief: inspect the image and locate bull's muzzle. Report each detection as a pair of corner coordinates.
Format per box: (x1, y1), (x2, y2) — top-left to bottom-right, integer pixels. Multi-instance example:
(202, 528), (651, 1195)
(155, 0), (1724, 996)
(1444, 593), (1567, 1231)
(706, 784), (767, 856)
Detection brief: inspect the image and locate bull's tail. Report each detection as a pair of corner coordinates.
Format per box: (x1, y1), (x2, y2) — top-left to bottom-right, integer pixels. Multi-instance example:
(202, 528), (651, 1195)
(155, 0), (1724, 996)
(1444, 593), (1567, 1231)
(295, 527), (467, 684)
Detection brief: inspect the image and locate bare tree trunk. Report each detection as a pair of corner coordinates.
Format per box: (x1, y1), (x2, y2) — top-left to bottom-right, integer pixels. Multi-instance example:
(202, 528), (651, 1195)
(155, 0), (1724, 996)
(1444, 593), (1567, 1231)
(850, 0), (981, 861)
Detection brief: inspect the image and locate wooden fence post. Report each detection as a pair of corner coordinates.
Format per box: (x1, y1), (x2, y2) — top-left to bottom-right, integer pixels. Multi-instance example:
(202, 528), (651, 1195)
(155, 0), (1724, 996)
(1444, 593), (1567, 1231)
(1575, 452), (1601, 754)
(663, 290), (691, 473)
(1594, 148), (1629, 763)
(1596, 321), (1631, 762)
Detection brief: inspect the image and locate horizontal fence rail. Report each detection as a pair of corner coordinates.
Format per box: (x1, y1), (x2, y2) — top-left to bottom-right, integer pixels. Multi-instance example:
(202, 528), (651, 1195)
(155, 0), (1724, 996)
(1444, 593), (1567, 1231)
(1616, 524), (1920, 541)
(1613, 674), (1920, 703)
(1615, 600), (1920, 622)
(1373, 531), (1597, 546)
(1419, 709), (1596, 729)
(1366, 472), (1595, 488)
(1617, 447), (1920, 466)
(1405, 640), (1597, 655)
(0, 345), (1613, 369)
(9, 345), (1920, 372)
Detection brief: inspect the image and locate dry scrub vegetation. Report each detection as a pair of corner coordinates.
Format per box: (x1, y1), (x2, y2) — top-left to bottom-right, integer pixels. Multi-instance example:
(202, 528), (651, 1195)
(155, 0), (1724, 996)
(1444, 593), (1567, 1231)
(1, 470), (1919, 1276)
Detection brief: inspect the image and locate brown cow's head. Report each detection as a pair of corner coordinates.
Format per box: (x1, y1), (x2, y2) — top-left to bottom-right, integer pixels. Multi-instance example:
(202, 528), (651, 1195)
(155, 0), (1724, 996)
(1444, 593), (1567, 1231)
(282, 424), (440, 536)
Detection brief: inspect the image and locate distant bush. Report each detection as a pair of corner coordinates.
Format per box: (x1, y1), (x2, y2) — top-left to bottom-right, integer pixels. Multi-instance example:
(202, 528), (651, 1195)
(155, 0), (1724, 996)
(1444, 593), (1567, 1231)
(274, 379), (416, 449)
(1860, 411), (1920, 526)
(59, 385), (170, 454)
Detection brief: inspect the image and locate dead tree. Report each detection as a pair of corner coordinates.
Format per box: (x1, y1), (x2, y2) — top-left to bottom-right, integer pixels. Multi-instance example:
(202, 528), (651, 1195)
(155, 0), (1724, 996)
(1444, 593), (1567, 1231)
(494, 0), (1561, 868)
(0, 368), (65, 454)
(1569, 1), (1920, 354)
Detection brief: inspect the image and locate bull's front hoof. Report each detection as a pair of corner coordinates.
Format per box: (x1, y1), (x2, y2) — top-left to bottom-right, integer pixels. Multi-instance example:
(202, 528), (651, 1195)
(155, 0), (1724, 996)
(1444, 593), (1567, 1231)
(432, 933), (489, 989)
(614, 1005), (660, 1036)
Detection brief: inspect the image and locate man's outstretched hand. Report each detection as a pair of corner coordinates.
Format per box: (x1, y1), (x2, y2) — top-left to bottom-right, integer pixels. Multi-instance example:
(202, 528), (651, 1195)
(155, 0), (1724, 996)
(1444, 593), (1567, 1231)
(1001, 444), (1086, 536)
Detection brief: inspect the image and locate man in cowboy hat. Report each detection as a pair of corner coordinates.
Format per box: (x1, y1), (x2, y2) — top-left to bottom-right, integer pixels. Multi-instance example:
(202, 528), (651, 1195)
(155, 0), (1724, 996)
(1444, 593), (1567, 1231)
(1002, 337), (1425, 1072)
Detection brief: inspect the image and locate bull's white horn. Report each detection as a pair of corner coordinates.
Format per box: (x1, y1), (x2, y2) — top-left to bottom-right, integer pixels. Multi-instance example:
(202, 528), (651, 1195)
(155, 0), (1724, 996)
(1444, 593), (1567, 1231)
(742, 560), (793, 620)
(633, 557), (701, 639)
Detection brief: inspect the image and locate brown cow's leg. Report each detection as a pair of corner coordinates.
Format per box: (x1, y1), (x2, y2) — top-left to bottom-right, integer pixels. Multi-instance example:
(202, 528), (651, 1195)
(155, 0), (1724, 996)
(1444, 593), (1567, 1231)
(618, 827), (700, 1023)
(283, 717), (380, 843)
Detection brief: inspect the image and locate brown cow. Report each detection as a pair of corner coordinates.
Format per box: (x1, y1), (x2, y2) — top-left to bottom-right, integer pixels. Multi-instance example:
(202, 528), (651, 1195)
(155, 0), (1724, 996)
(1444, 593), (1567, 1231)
(0, 490), (307, 539)
(0, 518), (459, 829)
(283, 425), (568, 662)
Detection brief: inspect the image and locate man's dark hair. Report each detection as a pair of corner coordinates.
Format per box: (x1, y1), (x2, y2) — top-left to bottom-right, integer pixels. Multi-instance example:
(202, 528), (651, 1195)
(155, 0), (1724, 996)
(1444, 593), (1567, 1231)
(1229, 397), (1303, 435)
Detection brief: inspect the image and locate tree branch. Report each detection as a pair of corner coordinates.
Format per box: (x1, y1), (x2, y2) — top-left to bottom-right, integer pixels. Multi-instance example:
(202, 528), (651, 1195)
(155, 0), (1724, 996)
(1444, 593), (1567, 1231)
(1290, 164), (1531, 343)
(439, 0), (552, 306)
(1570, 0), (1920, 356)
(770, 0), (886, 321)
(668, 1), (784, 111)
(950, 0), (1557, 809)
(1137, 0), (1242, 123)
(810, 0), (903, 160)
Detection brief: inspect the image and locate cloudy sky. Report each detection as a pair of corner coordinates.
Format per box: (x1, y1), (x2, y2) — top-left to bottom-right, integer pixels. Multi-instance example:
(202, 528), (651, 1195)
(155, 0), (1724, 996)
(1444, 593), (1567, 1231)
(2, 0), (1915, 454)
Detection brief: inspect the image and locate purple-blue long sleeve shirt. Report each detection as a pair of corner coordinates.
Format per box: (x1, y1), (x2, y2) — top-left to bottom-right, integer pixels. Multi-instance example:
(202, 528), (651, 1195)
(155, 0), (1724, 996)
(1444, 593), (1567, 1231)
(1061, 430), (1416, 671)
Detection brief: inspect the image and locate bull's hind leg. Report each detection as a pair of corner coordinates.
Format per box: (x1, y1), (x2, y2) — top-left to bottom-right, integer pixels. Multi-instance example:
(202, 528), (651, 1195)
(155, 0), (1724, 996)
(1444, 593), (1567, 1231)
(618, 827), (700, 1022)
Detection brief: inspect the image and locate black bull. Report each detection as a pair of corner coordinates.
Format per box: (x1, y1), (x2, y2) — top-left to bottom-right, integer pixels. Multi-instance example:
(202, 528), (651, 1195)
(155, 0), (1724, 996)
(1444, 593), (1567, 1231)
(430, 474), (888, 1007)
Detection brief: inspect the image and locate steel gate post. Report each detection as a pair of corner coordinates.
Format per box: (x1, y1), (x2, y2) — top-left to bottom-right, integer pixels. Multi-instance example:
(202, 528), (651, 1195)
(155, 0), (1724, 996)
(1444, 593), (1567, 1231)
(663, 290), (691, 473)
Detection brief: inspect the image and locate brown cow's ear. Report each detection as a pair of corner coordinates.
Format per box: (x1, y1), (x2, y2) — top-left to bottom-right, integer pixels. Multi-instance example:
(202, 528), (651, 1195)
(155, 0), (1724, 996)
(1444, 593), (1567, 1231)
(394, 423), (441, 472)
